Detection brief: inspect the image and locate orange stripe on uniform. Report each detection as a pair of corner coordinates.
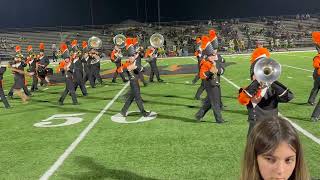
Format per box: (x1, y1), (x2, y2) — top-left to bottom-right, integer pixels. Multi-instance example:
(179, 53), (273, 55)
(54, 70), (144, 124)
(199, 59), (212, 80)
(117, 60), (130, 73)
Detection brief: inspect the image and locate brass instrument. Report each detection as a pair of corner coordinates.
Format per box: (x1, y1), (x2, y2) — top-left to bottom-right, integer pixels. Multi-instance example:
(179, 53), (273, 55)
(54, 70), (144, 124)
(150, 33), (164, 48)
(88, 36), (102, 49)
(254, 57), (281, 87)
(113, 34), (126, 49)
(88, 36), (102, 64)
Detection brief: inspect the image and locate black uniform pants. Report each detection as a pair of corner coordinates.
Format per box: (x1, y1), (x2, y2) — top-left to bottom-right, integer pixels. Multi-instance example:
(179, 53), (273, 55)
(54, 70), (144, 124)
(196, 80), (223, 108)
(83, 69), (90, 83)
(121, 79), (147, 115)
(0, 83), (10, 108)
(74, 78), (87, 96)
(192, 60), (201, 84)
(308, 78), (320, 104)
(195, 81), (205, 99)
(138, 70), (147, 85)
(59, 79), (78, 104)
(196, 84), (223, 123)
(31, 73), (38, 91)
(311, 99), (320, 118)
(73, 71), (87, 95)
(149, 62), (161, 82)
(89, 71), (102, 87)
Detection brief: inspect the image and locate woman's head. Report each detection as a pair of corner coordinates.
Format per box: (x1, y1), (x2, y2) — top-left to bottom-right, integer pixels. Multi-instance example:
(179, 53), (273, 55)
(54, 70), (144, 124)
(241, 117), (309, 180)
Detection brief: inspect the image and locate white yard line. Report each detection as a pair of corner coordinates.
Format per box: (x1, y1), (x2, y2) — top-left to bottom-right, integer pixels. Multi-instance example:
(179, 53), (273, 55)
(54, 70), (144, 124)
(279, 115), (320, 145)
(191, 57), (320, 145)
(275, 53), (313, 59)
(282, 64), (313, 72)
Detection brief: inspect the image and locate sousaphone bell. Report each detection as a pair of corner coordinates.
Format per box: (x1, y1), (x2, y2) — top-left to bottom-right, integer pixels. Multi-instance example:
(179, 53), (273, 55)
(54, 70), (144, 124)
(88, 36), (102, 49)
(150, 33), (164, 48)
(113, 34), (126, 49)
(254, 57), (281, 87)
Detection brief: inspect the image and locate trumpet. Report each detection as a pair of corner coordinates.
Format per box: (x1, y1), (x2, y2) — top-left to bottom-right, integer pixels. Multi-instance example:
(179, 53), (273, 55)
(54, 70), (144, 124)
(253, 57), (281, 87)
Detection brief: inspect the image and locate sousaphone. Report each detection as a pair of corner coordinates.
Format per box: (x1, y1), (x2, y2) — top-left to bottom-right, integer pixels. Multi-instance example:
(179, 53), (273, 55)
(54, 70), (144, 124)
(113, 34), (126, 49)
(254, 57), (281, 87)
(150, 33), (164, 48)
(88, 36), (102, 49)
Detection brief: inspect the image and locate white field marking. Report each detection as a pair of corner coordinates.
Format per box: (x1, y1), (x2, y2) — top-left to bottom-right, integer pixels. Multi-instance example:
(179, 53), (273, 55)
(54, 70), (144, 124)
(190, 57), (320, 145)
(279, 114), (320, 145)
(40, 62), (149, 180)
(86, 85), (89, 88)
(40, 82), (130, 180)
(282, 64), (313, 72)
(308, 76), (313, 78)
(34, 113), (85, 128)
(287, 77), (293, 79)
(43, 88), (49, 91)
(111, 111), (157, 124)
(275, 53), (313, 59)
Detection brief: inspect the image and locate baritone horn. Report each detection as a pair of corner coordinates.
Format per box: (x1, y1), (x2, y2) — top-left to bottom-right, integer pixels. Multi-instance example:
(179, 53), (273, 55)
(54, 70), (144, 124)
(88, 36), (102, 49)
(254, 57), (281, 87)
(113, 34), (126, 48)
(150, 33), (164, 48)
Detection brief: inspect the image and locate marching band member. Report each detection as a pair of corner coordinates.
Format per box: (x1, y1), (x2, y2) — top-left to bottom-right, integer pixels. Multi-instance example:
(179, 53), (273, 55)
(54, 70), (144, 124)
(119, 38), (150, 117)
(195, 35), (225, 123)
(58, 43), (78, 105)
(26, 45), (39, 92)
(309, 32), (320, 121)
(0, 62), (10, 108)
(194, 30), (225, 106)
(9, 53), (30, 104)
(133, 37), (147, 86)
(81, 41), (91, 83)
(145, 46), (163, 83)
(88, 48), (103, 88)
(238, 51), (294, 135)
(70, 40), (88, 96)
(8, 46), (31, 97)
(111, 45), (127, 83)
(209, 29), (226, 109)
(37, 43), (51, 86)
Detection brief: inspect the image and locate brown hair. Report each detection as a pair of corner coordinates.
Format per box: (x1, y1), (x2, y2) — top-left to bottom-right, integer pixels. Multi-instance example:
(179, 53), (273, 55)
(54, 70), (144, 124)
(240, 117), (309, 180)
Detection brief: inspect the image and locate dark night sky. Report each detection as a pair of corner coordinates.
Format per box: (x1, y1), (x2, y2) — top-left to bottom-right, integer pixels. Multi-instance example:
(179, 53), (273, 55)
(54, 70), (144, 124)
(0, 0), (319, 28)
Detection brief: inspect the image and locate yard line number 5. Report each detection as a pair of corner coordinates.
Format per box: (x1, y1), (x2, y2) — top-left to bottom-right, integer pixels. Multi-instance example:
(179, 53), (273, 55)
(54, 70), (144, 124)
(33, 113), (85, 128)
